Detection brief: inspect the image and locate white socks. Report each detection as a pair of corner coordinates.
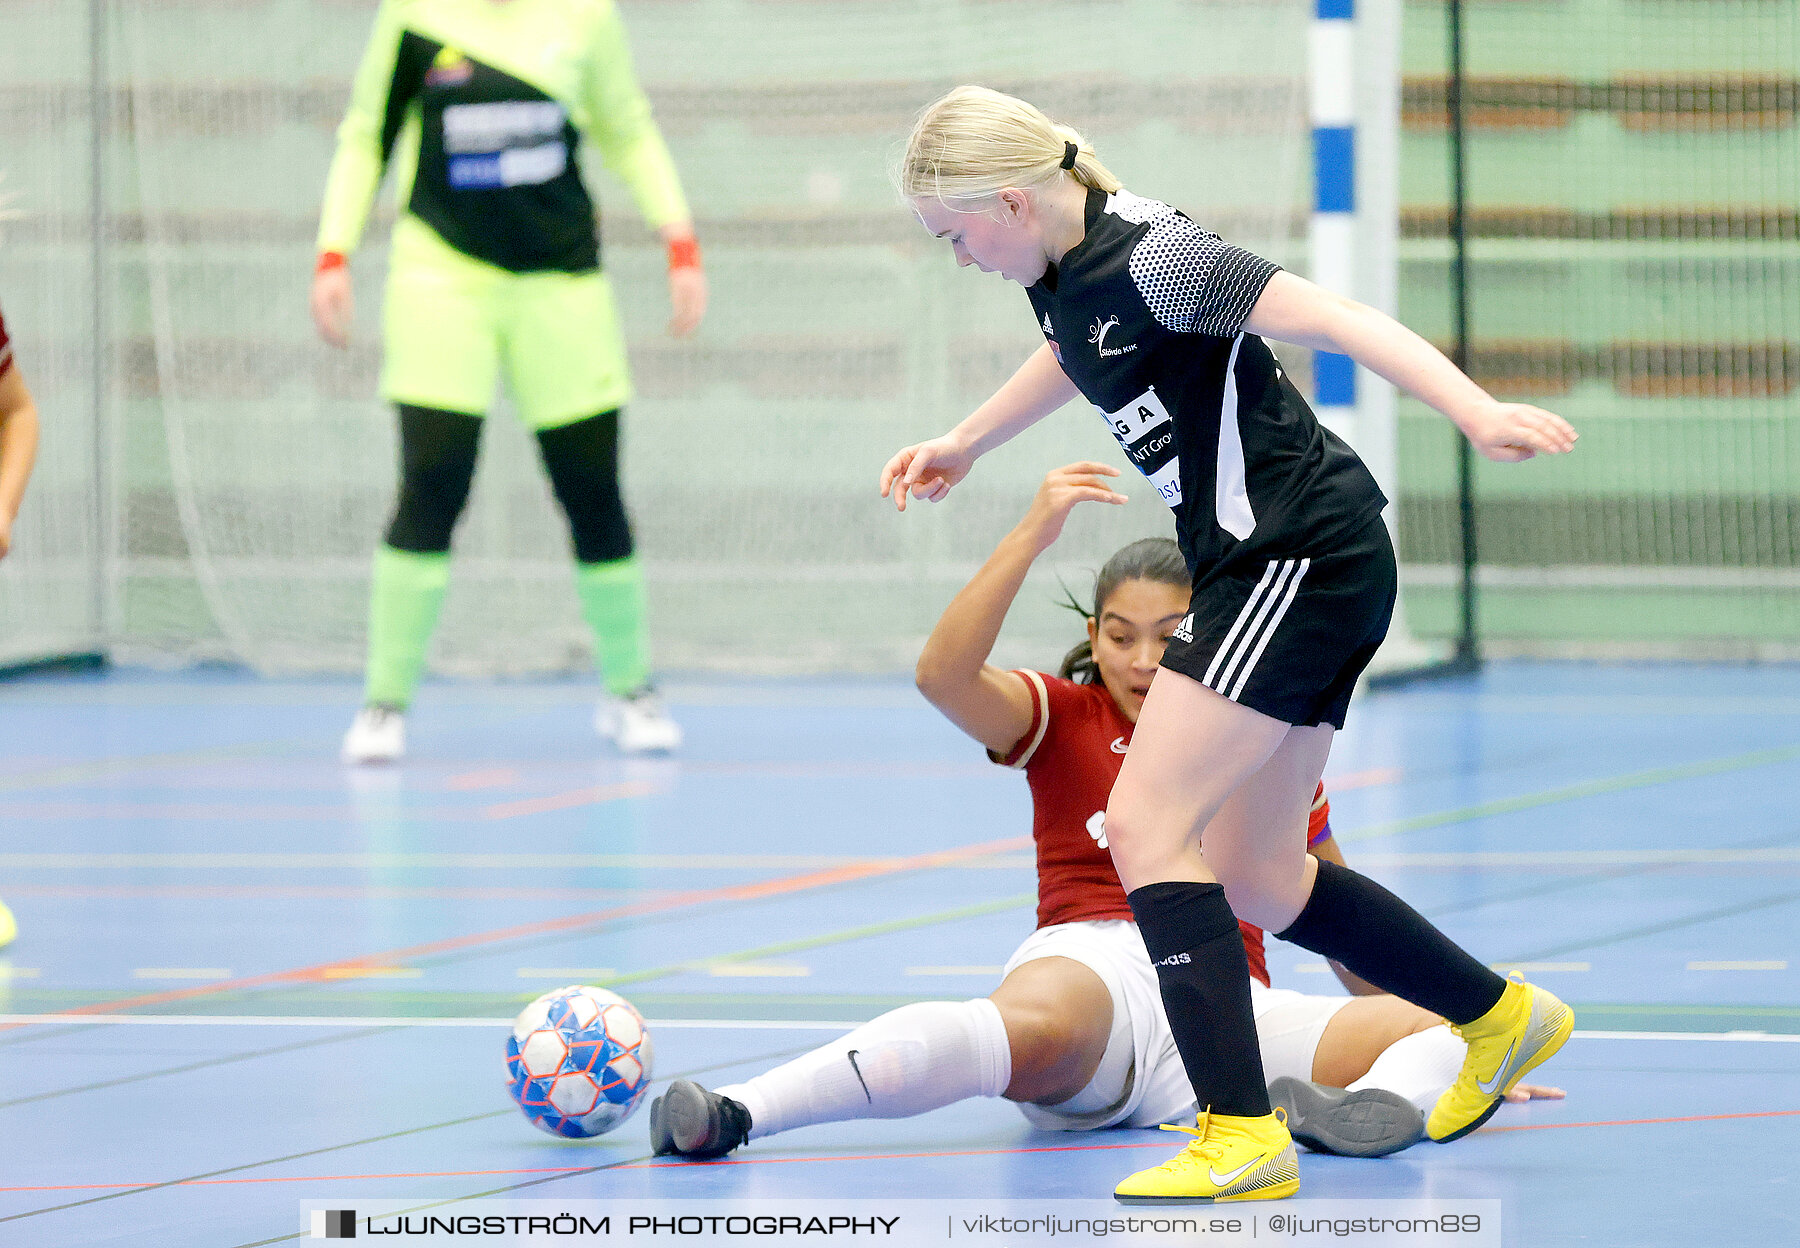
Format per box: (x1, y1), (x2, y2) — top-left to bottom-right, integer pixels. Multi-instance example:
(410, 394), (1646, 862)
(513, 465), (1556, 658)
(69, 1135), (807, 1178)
(715, 999), (1012, 1140)
(1346, 1022), (1468, 1113)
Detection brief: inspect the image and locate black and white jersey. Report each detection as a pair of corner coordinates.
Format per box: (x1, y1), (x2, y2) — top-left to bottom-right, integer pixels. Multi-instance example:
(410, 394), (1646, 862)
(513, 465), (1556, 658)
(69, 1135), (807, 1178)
(318, 0), (691, 275)
(1027, 188), (1387, 580)
(380, 34), (599, 273)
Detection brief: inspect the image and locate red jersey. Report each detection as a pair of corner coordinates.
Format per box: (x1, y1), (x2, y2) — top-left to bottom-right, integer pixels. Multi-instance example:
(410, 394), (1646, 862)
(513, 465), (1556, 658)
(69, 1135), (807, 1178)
(0, 304), (13, 378)
(995, 671), (1333, 990)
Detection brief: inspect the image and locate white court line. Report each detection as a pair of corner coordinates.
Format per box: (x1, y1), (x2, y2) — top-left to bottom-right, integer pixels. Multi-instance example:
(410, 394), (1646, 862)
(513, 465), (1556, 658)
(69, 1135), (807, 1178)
(0, 1014), (858, 1031)
(3, 1016), (1799, 1042)
(9, 848), (1800, 871)
(1687, 960), (1788, 971)
(1572, 1030), (1800, 1044)
(905, 966), (1004, 976)
(1291, 960), (1596, 977)
(131, 968), (232, 980)
(516, 968), (616, 979)
(1354, 849), (1800, 868)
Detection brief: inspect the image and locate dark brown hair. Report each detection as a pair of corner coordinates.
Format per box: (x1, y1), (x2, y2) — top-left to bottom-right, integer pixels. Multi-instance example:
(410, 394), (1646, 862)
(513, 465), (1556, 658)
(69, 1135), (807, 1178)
(1058, 538), (1188, 683)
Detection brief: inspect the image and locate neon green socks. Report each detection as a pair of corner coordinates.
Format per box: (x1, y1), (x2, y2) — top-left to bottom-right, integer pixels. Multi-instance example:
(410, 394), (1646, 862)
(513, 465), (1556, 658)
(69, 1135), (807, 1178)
(577, 556), (652, 696)
(362, 545), (450, 709)
(363, 548), (650, 705)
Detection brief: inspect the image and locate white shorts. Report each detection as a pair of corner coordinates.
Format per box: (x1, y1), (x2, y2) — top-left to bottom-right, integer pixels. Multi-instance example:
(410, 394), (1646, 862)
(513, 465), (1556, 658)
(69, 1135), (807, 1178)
(1002, 920), (1352, 1132)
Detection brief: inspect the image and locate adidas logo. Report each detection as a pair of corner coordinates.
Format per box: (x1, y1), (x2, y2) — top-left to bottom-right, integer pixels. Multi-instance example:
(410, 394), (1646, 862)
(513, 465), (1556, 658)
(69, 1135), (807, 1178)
(1041, 313), (1054, 335)
(1172, 613), (1194, 643)
(1154, 951), (1192, 968)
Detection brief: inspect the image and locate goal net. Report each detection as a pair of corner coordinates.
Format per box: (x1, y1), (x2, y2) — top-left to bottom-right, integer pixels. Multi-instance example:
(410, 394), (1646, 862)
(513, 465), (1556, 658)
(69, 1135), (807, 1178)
(1396, 0), (1799, 658)
(1, 0), (1314, 676)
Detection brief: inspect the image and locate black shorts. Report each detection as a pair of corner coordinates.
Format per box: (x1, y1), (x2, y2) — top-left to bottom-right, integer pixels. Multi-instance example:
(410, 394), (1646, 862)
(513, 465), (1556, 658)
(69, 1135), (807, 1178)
(1160, 516), (1397, 729)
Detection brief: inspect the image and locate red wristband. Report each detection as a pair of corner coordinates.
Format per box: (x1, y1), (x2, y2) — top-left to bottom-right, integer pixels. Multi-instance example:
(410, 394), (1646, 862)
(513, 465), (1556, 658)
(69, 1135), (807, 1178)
(665, 237), (701, 271)
(315, 250), (348, 274)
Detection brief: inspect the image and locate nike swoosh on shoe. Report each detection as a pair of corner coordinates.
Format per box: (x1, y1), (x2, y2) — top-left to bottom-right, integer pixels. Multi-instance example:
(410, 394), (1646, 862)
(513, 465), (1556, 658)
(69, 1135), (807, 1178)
(1475, 1040), (1518, 1096)
(1208, 1157), (1260, 1187)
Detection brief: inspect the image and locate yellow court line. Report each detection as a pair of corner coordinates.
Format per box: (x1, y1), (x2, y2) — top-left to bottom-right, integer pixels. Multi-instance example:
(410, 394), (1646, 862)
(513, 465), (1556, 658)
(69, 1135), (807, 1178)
(319, 967), (423, 980)
(130, 968), (232, 980)
(514, 968), (615, 980)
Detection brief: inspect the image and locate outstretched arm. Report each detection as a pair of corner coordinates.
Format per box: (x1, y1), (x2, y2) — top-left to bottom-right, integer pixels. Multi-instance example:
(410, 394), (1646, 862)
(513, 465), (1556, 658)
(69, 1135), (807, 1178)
(1242, 271), (1577, 463)
(0, 360), (40, 560)
(880, 344), (1081, 511)
(915, 462), (1126, 753)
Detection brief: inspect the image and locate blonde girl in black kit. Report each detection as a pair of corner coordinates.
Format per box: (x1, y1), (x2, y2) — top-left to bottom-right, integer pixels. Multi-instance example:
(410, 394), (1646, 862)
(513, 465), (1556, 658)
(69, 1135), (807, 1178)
(881, 86), (1577, 1203)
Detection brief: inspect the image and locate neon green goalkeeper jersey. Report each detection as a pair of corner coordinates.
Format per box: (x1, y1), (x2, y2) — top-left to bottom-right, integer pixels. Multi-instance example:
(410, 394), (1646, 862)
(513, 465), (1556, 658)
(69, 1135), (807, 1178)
(317, 0), (689, 273)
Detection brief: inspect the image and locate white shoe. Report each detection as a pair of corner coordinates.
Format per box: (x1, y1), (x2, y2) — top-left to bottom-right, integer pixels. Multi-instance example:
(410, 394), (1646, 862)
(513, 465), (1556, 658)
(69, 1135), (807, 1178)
(597, 688), (682, 754)
(342, 705), (405, 763)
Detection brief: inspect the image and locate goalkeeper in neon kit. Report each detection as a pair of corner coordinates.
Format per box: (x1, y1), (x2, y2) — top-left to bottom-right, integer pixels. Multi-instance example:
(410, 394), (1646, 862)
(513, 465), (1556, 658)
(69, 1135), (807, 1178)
(312, 0), (702, 760)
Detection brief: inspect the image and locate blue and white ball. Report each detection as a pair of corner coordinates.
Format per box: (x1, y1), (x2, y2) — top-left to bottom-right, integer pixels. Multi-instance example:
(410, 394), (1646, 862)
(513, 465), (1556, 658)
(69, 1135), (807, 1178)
(506, 986), (654, 1138)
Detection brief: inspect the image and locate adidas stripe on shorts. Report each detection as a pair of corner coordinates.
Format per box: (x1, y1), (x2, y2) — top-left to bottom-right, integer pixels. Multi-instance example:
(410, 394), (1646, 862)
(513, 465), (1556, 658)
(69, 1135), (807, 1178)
(1160, 515), (1397, 729)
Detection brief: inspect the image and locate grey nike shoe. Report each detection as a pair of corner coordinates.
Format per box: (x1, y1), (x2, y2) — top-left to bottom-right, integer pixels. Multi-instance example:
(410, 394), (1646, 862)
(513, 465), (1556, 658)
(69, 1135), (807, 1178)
(1268, 1077), (1424, 1157)
(648, 1080), (752, 1160)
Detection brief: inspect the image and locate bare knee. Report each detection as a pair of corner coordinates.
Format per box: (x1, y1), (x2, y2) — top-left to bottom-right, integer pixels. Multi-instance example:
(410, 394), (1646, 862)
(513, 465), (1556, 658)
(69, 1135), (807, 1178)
(1101, 798), (1193, 889)
(990, 959), (1114, 1105)
(1216, 860), (1311, 932)
(995, 998), (1090, 1104)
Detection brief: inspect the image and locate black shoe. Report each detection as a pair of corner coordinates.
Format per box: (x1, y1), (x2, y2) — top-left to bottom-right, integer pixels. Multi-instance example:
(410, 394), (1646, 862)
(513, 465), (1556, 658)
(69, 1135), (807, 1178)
(648, 1080), (753, 1159)
(1268, 1076), (1424, 1158)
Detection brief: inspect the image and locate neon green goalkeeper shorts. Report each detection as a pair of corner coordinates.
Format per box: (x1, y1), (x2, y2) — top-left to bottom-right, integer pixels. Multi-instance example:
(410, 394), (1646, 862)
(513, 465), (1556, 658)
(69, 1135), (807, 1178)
(380, 217), (632, 429)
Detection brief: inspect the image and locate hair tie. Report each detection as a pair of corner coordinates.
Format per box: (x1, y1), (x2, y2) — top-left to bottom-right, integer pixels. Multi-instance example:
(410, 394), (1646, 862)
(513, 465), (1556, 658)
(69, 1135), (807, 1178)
(1060, 141), (1078, 170)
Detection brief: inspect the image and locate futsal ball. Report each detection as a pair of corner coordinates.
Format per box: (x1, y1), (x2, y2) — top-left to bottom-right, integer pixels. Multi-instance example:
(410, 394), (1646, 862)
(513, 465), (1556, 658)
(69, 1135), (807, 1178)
(506, 985), (654, 1138)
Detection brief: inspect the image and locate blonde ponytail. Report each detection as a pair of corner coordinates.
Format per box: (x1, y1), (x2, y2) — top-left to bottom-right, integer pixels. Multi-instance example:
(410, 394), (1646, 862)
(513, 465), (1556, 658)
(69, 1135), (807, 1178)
(898, 85), (1122, 210)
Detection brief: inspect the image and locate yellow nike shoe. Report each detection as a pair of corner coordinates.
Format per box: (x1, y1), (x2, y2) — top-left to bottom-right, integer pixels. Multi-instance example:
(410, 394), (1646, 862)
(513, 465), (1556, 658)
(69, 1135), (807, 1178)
(1428, 976), (1573, 1142)
(0, 898), (15, 950)
(1114, 1108), (1299, 1204)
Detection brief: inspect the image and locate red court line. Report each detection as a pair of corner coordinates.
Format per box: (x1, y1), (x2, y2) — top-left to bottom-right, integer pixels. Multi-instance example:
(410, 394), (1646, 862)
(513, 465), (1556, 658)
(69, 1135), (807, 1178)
(0, 1143), (1166, 1194)
(446, 768), (521, 791)
(11, 1107), (1795, 1194)
(0, 833), (1032, 1031)
(1483, 1107), (1800, 1133)
(0, 780), (662, 824)
(480, 781), (659, 820)
(2, 885), (652, 902)
(0, 1168), (593, 1193)
(617, 1139), (1173, 1170)
(0, 802), (387, 821)
(613, 1108), (1800, 1169)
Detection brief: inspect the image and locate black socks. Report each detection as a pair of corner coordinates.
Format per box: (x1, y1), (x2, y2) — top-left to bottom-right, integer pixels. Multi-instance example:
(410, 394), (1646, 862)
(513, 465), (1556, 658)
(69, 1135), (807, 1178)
(1128, 860), (1508, 1122)
(1277, 858), (1506, 1026)
(1128, 881), (1272, 1119)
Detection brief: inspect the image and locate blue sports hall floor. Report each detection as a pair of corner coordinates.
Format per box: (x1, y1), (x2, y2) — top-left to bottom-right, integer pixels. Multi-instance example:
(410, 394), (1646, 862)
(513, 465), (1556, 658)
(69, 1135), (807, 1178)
(0, 661), (1796, 1245)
